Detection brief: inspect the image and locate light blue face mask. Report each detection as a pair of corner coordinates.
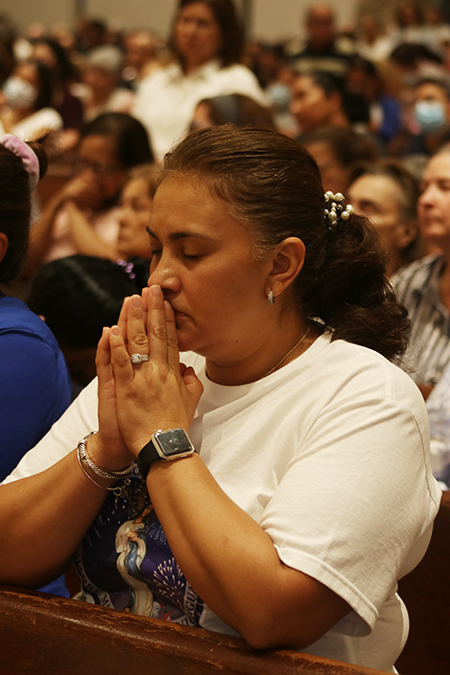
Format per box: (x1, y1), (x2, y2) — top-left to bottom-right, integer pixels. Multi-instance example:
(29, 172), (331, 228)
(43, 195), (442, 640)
(415, 100), (447, 134)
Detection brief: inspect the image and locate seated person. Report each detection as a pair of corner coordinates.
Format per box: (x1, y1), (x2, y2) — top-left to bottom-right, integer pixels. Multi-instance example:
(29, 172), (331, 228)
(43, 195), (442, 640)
(290, 69), (371, 139)
(348, 159), (422, 277)
(391, 145), (450, 398)
(57, 163), (159, 262)
(403, 76), (450, 158)
(0, 127), (440, 673)
(290, 70), (351, 136)
(0, 59), (63, 139)
(0, 134), (71, 597)
(25, 112), (153, 277)
(289, 3), (355, 77)
(80, 46), (135, 121)
(32, 37), (84, 132)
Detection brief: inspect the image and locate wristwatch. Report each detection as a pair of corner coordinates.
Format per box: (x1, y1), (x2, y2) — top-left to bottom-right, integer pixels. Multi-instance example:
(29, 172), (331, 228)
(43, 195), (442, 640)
(137, 428), (195, 478)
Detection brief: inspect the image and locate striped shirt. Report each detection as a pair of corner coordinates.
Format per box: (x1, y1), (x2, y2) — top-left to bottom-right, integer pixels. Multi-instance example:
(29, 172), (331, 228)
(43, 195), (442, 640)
(391, 255), (450, 385)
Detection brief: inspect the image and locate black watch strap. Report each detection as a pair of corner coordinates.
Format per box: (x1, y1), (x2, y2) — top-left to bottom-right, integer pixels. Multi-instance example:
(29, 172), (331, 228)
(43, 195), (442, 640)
(137, 440), (160, 479)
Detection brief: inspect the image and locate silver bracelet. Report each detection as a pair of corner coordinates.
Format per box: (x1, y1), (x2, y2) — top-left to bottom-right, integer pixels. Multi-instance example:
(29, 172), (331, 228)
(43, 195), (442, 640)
(76, 448), (118, 491)
(78, 432), (134, 479)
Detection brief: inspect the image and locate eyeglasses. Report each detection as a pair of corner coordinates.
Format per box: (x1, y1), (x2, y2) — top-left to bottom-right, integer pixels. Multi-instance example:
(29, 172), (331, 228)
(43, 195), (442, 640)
(75, 159), (122, 175)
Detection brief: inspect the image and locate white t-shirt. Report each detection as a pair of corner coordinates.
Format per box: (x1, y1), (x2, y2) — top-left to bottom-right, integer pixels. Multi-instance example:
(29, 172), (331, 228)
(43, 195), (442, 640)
(4, 334), (441, 672)
(132, 59), (267, 162)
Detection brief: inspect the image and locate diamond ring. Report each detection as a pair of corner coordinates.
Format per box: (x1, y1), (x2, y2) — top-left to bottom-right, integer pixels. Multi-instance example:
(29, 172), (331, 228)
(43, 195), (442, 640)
(130, 353), (149, 364)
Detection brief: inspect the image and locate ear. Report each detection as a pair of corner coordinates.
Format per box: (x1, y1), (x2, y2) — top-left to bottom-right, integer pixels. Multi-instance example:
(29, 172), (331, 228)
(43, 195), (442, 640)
(0, 232), (8, 267)
(265, 237), (305, 301)
(396, 219), (419, 249)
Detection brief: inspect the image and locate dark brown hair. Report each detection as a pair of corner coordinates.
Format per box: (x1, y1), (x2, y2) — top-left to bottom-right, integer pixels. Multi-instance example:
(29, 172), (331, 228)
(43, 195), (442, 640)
(0, 140), (47, 284)
(304, 126), (379, 171)
(170, 0), (244, 68)
(195, 93), (276, 130)
(161, 126), (409, 361)
(80, 112), (154, 168)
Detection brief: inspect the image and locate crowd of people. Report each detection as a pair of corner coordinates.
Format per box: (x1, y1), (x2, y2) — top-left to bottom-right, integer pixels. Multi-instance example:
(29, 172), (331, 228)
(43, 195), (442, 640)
(0, 0), (449, 672)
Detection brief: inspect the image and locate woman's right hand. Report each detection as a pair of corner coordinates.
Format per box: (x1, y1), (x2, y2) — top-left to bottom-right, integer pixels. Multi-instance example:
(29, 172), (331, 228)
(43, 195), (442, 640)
(93, 299), (135, 470)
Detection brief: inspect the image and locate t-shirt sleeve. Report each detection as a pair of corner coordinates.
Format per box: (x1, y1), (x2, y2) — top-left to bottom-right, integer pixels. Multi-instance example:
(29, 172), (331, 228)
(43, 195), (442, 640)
(0, 331), (71, 479)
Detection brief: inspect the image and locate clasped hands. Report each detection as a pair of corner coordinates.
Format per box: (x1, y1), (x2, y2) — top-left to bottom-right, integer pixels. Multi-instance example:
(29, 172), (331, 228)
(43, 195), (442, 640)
(94, 284), (203, 469)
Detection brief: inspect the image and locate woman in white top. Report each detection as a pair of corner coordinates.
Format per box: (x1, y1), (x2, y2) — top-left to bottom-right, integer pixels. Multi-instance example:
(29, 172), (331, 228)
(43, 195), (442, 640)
(132, 0), (266, 161)
(0, 126), (441, 673)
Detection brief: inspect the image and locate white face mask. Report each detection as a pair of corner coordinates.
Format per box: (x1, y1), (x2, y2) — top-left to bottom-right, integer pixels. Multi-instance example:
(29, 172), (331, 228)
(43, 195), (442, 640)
(2, 76), (38, 110)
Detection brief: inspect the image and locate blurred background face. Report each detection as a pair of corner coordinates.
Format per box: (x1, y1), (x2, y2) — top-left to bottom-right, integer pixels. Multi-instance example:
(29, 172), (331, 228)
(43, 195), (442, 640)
(306, 140), (350, 194)
(76, 134), (128, 208)
(32, 42), (57, 70)
(290, 76), (335, 133)
(414, 83), (450, 134)
(349, 173), (418, 275)
(14, 62), (40, 97)
(118, 176), (153, 259)
(307, 6), (335, 48)
(418, 153), (450, 250)
(125, 32), (156, 71)
(349, 174), (404, 243)
(175, 2), (223, 68)
(83, 66), (116, 98)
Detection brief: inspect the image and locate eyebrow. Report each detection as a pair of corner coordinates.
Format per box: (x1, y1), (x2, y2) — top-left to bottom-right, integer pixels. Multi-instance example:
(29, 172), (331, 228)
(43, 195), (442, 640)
(146, 226), (216, 242)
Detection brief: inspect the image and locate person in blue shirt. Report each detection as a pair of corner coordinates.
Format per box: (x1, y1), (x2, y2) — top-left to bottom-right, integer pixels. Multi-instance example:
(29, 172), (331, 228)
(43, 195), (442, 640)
(0, 133), (71, 595)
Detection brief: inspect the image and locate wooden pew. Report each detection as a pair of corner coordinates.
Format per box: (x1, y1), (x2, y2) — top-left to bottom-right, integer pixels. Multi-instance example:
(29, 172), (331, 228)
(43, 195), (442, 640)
(395, 490), (450, 675)
(0, 586), (385, 675)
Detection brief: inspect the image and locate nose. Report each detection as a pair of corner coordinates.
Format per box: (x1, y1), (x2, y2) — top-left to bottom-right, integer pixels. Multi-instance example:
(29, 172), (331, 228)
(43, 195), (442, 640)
(148, 253), (181, 295)
(289, 96), (303, 118)
(419, 183), (437, 207)
(118, 204), (132, 227)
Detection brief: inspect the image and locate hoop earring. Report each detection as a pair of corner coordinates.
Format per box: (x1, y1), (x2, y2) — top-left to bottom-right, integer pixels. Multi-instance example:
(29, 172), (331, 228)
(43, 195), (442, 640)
(268, 290), (275, 305)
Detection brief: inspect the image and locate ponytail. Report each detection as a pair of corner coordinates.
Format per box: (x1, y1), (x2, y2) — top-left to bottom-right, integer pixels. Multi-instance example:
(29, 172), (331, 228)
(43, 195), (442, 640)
(300, 213), (410, 361)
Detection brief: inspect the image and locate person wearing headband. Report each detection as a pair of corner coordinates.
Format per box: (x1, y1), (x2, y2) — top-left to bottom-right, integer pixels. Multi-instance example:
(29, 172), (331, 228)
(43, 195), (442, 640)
(0, 127), (440, 672)
(0, 134), (71, 597)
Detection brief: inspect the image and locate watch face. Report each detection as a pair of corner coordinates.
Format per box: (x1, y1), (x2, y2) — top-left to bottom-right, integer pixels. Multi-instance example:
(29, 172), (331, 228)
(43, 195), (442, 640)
(155, 428), (193, 458)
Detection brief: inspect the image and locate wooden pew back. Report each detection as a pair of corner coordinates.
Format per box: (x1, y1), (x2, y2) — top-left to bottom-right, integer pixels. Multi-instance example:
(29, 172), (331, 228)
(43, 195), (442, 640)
(396, 490), (450, 675)
(0, 586), (385, 675)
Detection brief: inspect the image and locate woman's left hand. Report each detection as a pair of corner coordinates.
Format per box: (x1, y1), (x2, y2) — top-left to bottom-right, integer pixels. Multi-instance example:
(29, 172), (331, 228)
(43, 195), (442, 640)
(108, 285), (203, 456)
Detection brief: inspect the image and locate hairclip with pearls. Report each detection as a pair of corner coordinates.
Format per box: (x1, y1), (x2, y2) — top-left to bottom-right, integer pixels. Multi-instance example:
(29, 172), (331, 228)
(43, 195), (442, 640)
(324, 191), (354, 227)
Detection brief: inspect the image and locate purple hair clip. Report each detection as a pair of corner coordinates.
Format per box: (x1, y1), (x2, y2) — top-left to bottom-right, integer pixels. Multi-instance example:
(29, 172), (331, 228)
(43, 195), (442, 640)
(117, 258), (136, 280)
(0, 134), (40, 191)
